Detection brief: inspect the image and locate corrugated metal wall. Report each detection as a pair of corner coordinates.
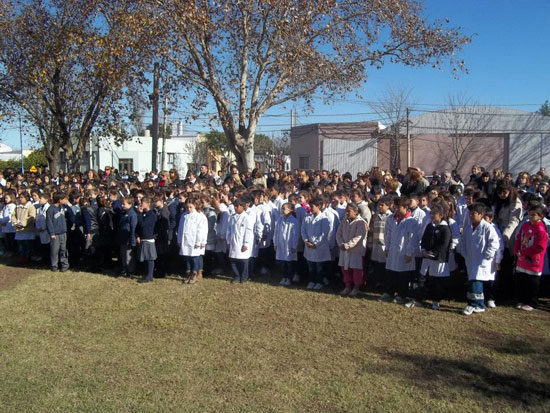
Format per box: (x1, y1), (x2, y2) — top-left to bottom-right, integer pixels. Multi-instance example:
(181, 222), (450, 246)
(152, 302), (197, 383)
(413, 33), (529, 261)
(322, 137), (377, 176)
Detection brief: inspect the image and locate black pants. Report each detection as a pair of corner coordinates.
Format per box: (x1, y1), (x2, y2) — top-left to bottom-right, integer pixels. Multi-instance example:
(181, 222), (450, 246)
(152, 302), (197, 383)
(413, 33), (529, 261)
(384, 270), (412, 298)
(426, 276), (448, 302)
(515, 271), (540, 307)
(483, 279), (496, 301)
(373, 261), (386, 288)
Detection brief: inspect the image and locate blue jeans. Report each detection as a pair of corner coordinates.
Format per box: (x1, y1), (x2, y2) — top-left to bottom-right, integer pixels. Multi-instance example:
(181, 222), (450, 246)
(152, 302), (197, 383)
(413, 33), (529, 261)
(278, 260), (296, 279)
(183, 255), (202, 272)
(306, 260), (325, 284)
(230, 258), (249, 282)
(467, 280), (485, 309)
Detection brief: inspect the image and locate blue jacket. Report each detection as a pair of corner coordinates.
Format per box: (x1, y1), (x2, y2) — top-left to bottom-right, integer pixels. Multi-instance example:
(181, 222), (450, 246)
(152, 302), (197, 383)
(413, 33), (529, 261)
(46, 204), (68, 236)
(117, 207), (137, 246)
(137, 210), (156, 240)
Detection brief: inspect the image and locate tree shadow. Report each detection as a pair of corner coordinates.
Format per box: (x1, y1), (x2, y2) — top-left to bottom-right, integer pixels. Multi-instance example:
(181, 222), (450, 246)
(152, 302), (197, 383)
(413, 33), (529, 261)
(369, 349), (550, 409)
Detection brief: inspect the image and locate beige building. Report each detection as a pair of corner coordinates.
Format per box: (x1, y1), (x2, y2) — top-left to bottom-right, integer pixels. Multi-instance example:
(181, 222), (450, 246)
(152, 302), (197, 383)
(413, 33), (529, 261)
(290, 122), (381, 175)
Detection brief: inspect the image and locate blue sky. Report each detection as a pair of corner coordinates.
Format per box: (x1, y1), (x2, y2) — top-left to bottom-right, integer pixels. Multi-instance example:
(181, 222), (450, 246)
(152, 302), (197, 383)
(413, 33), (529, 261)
(2, 0), (550, 149)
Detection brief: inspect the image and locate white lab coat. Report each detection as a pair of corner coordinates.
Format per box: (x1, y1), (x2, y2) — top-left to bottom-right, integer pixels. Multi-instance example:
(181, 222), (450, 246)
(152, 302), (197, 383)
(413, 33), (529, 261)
(273, 214), (299, 261)
(227, 211), (254, 259)
(337, 215), (367, 270)
(301, 212), (331, 262)
(0, 203), (16, 233)
(215, 203), (230, 253)
(461, 219), (500, 281)
(384, 215), (420, 272)
(177, 210), (208, 257)
(257, 202), (273, 248)
(324, 206), (340, 260)
(247, 205), (262, 258)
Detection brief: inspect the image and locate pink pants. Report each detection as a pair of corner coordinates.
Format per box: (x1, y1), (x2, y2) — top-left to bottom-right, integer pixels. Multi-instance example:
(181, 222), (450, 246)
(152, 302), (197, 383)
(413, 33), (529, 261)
(342, 267), (364, 288)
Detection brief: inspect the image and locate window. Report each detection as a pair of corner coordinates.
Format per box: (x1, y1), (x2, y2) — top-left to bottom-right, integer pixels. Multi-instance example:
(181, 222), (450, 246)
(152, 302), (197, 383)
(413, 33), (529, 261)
(167, 153), (175, 164)
(119, 159), (133, 172)
(299, 156), (309, 169)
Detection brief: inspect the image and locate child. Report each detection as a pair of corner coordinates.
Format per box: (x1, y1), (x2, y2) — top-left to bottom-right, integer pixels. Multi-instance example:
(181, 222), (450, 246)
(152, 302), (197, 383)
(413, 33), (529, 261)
(483, 209), (504, 308)
(202, 194), (218, 277)
(117, 195), (137, 277)
(336, 203), (368, 297)
(418, 205), (452, 310)
(380, 196), (420, 305)
(212, 191), (230, 274)
(0, 190), (17, 257)
(46, 192), (70, 272)
(35, 192), (51, 264)
(136, 196), (157, 283)
(461, 203), (500, 315)
(301, 197), (330, 290)
(513, 204), (549, 311)
(177, 195), (208, 284)
(273, 202), (299, 286)
(369, 196), (392, 290)
(12, 191), (37, 264)
(226, 198), (254, 283)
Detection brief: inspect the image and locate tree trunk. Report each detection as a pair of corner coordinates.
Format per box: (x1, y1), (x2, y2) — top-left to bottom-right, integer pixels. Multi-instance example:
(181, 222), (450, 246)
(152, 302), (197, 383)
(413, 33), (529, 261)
(234, 138), (255, 172)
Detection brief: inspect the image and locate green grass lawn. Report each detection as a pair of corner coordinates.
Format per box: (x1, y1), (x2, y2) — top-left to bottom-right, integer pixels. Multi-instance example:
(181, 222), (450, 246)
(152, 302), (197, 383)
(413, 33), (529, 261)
(1, 265), (549, 412)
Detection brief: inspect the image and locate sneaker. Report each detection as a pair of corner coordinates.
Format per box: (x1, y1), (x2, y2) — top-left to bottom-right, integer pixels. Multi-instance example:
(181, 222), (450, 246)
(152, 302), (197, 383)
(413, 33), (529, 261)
(340, 287), (352, 296)
(520, 304), (534, 312)
(404, 300), (416, 309)
(292, 274), (300, 283)
(394, 296), (405, 305)
(231, 277), (240, 284)
(432, 301), (440, 310)
(349, 287), (360, 297)
(463, 305), (475, 315)
(515, 303), (524, 310)
(279, 278), (287, 286)
(306, 282), (315, 290)
(283, 278), (292, 286)
(378, 293), (393, 303)
(313, 283), (323, 290)
(486, 300), (496, 309)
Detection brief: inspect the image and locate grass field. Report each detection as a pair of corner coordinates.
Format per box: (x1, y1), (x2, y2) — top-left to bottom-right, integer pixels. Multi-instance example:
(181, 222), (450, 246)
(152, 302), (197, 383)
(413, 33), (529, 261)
(1, 264), (549, 412)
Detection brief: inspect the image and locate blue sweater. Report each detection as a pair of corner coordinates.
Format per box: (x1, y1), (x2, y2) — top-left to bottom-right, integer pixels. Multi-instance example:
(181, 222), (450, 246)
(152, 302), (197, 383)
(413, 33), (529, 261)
(117, 207), (137, 246)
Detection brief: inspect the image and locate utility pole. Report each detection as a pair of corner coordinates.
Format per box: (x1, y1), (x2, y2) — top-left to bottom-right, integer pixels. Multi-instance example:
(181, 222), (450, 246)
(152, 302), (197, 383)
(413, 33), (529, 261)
(151, 62), (160, 172)
(19, 114), (24, 173)
(161, 95), (168, 171)
(406, 107), (410, 169)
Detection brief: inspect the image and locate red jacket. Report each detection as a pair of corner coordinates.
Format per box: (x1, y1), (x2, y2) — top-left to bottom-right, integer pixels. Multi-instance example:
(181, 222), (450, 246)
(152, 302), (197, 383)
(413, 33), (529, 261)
(513, 220), (548, 275)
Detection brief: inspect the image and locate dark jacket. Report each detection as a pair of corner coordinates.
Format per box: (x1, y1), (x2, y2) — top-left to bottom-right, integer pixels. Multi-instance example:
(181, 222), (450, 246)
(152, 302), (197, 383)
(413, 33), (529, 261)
(137, 210), (156, 240)
(117, 207), (137, 247)
(421, 221), (452, 263)
(46, 204), (68, 236)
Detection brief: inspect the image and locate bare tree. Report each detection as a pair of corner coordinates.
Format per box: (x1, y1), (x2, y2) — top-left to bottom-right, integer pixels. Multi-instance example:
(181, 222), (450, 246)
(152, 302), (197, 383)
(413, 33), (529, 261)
(436, 94), (495, 173)
(160, 0), (470, 171)
(370, 85), (414, 171)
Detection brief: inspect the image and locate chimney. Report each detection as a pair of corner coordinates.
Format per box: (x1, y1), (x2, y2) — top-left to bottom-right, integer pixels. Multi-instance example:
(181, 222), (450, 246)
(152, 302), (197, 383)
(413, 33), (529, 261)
(144, 129), (151, 138)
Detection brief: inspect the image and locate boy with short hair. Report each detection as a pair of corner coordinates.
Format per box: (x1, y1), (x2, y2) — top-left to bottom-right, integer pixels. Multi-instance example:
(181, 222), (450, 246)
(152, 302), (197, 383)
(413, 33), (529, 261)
(46, 192), (70, 272)
(461, 203), (500, 315)
(117, 195), (137, 277)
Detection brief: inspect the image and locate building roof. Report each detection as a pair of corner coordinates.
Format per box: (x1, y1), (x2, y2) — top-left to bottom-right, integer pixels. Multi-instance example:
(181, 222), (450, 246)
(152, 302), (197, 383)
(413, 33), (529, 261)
(407, 106), (550, 135)
(291, 121), (380, 140)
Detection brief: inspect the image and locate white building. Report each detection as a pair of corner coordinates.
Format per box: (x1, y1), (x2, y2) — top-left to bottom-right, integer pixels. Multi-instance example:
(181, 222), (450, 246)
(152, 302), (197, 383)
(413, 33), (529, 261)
(57, 126), (201, 176)
(94, 129), (200, 177)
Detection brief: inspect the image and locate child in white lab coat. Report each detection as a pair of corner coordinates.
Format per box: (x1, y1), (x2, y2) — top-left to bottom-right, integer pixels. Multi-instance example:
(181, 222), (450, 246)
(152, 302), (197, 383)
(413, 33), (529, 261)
(273, 202), (299, 286)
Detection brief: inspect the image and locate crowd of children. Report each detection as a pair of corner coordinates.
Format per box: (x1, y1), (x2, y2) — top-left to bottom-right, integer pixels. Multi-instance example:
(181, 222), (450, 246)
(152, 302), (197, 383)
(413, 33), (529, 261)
(0, 164), (549, 314)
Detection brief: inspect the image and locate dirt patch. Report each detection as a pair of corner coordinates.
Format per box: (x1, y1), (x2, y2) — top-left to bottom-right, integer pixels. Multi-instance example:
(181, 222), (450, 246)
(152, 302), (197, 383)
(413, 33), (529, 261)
(0, 263), (35, 288)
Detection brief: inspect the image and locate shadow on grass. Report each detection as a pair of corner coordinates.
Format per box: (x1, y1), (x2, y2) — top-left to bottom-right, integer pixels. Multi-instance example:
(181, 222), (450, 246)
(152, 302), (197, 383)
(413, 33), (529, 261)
(370, 350), (550, 409)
